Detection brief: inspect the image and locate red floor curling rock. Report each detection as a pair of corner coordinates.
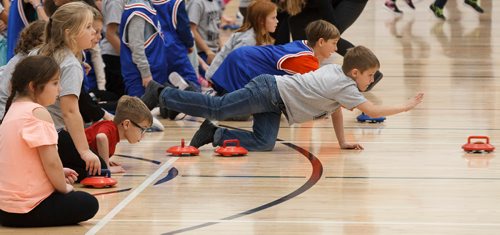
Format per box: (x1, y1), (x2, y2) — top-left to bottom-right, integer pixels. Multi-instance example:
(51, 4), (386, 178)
(215, 139), (248, 157)
(462, 136), (495, 153)
(166, 139), (200, 156)
(81, 169), (117, 188)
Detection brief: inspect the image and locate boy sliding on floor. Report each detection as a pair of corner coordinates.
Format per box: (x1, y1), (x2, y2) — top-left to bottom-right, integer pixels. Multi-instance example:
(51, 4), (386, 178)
(152, 45), (424, 151)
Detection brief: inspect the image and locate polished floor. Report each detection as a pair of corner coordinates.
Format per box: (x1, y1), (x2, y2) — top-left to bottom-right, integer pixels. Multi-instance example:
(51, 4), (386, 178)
(2, 0), (500, 234)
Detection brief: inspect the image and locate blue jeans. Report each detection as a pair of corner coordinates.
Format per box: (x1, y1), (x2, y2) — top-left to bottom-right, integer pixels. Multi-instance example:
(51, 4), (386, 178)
(161, 74), (285, 151)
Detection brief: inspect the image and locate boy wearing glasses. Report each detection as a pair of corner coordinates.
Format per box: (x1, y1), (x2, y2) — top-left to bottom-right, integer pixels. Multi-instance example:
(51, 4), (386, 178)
(58, 96), (152, 181)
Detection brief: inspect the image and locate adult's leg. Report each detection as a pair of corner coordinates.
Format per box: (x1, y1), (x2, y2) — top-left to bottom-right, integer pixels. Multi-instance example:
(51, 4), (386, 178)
(0, 191), (98, 227)
(331, 0), (368, 56)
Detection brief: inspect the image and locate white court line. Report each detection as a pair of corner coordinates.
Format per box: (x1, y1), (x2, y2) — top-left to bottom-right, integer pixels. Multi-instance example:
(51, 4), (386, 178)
(88, 219), (500, 227)
(86, 157), (178, 235)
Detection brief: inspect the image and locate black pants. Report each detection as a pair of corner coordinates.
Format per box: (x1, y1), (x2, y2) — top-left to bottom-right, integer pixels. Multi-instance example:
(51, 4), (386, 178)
(102, 54), (125, 98)
(283, 0), (368, 56)
(57, 130), (108, 182)
(0, 191), (98, 227)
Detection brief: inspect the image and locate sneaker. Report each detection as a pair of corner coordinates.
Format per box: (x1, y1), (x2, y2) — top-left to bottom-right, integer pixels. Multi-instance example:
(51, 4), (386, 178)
(189, 119), (218, 148)
(405, 0), (415, 9)
(168, 72), (189, 90)
(141, 80), (164, 110)
(429, 3), (445, 20)
(148, 116), (164, 132)
(384, 1), (403, 14)
(464, 0), (484, 13)
(365, 71), (383, 92)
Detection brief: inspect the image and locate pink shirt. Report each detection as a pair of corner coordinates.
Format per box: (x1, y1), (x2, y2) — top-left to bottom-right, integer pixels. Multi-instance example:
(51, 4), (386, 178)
(0, 102), (58, 213)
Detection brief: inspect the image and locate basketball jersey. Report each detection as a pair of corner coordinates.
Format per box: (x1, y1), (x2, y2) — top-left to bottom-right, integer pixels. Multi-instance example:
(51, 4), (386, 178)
(119, 1), (167, 97)
(151, 0), (199, 90)
(6, 0), (32, 60)
(211, 40), (314, 92)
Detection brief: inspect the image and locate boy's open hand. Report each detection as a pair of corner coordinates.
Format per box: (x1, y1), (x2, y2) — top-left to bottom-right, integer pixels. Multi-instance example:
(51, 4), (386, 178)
(340, 142), (364, 150)
(405, 93), (424, 111)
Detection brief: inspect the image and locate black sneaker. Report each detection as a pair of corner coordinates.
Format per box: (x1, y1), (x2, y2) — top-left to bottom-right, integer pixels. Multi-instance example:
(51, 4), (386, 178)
(384, 1), (403, 14)
(189, 120), (218, 148)
(141, 80), (164, 110)
(430, 3), (445, 20)
(464, 0), (484, 13)
(365, 71), (383, 92)
(405, 0), (415, 9)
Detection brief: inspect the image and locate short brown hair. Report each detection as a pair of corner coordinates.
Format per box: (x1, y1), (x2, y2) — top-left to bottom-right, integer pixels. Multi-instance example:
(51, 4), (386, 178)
(114, 96), (153, 126)
(342, 46), (380, 74)
(305, 20), (340, 48)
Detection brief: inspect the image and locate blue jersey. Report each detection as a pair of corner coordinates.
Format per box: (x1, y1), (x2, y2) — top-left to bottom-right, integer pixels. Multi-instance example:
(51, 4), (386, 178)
(6, 0), (33, 60)
(119, 2), (167, 97)
(83, 51), (97, 92)
(151, 0), (199, 90)
(211, 40), (314, 93)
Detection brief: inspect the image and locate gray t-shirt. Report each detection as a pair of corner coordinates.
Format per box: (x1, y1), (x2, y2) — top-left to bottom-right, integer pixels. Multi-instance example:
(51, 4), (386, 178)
(187, 0), (221, 53)
(45, 52), (84, 129)
(205, 28), (255, 80)
(101, 0), (125, 56)
(275, 64), (367, 125)
(0, 54), (26, 118)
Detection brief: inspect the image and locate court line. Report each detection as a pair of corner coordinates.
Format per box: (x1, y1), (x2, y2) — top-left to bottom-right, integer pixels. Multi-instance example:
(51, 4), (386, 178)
(161, 142), (323, 234)
(85, 157), (178, 235)
(92, 219), (500, 227)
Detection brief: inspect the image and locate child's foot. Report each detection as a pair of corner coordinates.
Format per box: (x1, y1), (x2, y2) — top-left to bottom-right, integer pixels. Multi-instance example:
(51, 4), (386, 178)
(189, 119), (218, 148)
(384, 1), (403, 14)
(429, 3), (445, 20)
(365, 71), (383, 92)
(405, 0), (415, 9)
(149, 116), (164, 132)
(464, 0), (484, 13)
(141, 80), (164, 110)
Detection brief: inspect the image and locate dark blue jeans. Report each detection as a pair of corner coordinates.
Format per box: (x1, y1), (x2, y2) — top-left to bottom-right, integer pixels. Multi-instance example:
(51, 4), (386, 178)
(161, 74), (285, 151)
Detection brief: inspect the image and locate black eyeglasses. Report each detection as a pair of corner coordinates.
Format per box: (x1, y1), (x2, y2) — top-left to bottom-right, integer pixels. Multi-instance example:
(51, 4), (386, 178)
(130, 120), (148, 134)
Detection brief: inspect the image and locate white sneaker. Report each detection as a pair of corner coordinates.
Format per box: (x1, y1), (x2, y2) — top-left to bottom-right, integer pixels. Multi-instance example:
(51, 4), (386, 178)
(148, 116), (164, 132)
(168, 72), (189, 90)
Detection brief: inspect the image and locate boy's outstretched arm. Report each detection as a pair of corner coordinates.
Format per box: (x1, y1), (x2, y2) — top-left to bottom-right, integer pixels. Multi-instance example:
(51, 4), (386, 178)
(356, 93), (424, 118)
(96, 133), (110, 167)
(331, 108), (364, 150)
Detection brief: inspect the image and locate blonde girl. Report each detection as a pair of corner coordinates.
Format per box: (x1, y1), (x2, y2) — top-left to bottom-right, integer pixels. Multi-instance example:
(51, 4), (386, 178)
(36, 2), (106, 178)
(205, 0), (278, 80)
(0, 56), (98, 227)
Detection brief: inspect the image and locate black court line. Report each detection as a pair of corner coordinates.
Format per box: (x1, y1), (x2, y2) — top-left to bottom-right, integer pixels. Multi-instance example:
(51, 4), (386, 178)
(182, 175), (305, 178)
(114, 154), (162, 165)
(92, 188), (132, 196)
(326, 176), (500, 181)
(162, 143), (322, 234)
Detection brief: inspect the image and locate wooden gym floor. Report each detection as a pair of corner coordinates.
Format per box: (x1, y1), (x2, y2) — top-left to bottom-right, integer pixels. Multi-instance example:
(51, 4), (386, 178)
(2, 0), (500, 234)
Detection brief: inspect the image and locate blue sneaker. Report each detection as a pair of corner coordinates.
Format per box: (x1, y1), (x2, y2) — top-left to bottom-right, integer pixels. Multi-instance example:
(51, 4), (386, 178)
(357, 113), (386, 123)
